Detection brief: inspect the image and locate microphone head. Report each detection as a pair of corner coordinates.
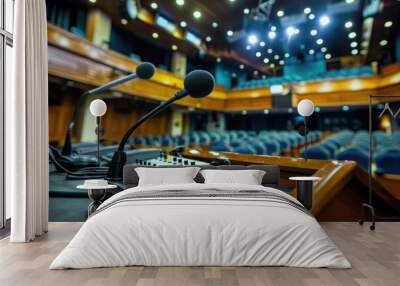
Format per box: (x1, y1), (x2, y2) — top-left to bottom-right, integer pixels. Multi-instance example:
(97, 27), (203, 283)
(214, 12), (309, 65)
(184, 70), (215, 98)
(136, 62), (156, 79)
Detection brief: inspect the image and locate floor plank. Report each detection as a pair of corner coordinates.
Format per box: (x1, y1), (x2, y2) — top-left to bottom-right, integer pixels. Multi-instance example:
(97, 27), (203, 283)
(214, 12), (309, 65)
(0, 222), (399, 286)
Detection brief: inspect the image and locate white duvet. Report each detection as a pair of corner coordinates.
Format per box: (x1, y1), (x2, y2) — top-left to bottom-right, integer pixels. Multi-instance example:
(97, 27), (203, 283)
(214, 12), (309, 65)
(50, 183), (351, 269)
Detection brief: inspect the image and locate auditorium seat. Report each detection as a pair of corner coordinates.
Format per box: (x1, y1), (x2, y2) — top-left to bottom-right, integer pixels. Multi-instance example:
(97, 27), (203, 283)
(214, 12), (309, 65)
(300, 145), (330, 160)
(233, 146), (257, 155)
(376, 149), (400, 175)
(336, 147), (369, 170)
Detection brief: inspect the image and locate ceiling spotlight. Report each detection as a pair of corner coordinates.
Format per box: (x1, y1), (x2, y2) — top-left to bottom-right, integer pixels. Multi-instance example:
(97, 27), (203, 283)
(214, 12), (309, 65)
(286, 26), (296, 37)
(227, 30), (234, 37)
(248, 34), (259, 45)
(242, 110), (247, 115)
(216, 57), (221, 63)
(256, 52), (262, 57)
(308, 13), (315, 20)
(150, 2), (158, 9)
(319, 15), (330, 26)
(345, 21), (353, 29)
(180, 21), (187, 28)
(259, 41), (266, 47)
(348, 32), (356, 39)
(89, 0), (96, 3)
(206, 36), (212, 42)
(176, 0), (185, 6)
(121, 18), (128, 25)
(239, 64), (245, 70)
(274, 54), (280, 60)
(304, 7), (311, 14)
(316, 38), (323, 45)
(229, 0), (236, 2)
(243, 8), (250, 14)
(321, 47), (327, 52)
(270, 63), (275, 68)
(253, 70), (259, 75)
(351, 49), (358, 55)
(279, 60), (285, 65)
(350, 41), (358, 48)
(246, 45), (251, 50)
(268, 31), (277, 39)
(325, 53), (332, 60)
(309, 49), (315, 55)
(152, 32), (159, 39)
(270, 25), (277, 31)
(380, 40), (388, 46)
(345, 0), (355, 3)
(263, 58), (269, 63)
(264, 109), (269, 114)
(384, 21), (393, 28)
(171, 45), (178, 51)
(212, 22), (219, 28)
(193, 10), (202, 19)
(284, 53), (290, 58)
(277, 10), (284, 17)
(267, 48), (273, 54)
(310, 29), (318, 36)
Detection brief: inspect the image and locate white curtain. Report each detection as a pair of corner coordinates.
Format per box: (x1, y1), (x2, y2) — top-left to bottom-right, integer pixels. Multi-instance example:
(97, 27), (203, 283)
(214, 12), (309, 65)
(8, 0), (49, 242)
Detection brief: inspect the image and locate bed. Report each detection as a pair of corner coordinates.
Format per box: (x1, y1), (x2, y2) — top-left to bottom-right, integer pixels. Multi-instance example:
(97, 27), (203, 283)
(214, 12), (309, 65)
(50, 165), (351, 269)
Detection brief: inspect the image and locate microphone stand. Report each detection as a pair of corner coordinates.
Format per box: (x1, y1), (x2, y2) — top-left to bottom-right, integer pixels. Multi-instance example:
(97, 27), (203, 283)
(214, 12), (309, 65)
(107, 90), (188, 181)
(61, 73), (140, 156)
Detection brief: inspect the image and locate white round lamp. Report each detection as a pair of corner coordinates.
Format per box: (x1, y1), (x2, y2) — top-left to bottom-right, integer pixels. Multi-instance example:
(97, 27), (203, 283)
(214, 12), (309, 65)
(89, 99), (107, 163)
(297, 99), (315, 117)
(90, 99), (107, 117)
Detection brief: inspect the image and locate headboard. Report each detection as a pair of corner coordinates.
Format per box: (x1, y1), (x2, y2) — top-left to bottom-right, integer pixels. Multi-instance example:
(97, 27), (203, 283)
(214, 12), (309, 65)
(123, 164), (280, 189)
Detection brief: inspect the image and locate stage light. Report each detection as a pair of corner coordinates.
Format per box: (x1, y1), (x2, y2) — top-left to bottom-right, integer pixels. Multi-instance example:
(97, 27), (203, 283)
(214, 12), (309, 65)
(279, 60), (284, 65)
(227, 30), (234, 36)
(229, 0), (236, 2)
(259, 41), (266, 47)
(150, 2), (158, 9)
(286, 26), (296, 37)
(206, 36), (212, 42)
(274, 54), (279, 60)
(176, 0), (184, 6)
(284, 53), (290, 58)
(277, 10), (284, 17)
(121, 19), (128, 25)
(321, 47), (327, 52)
(180, 21), (187, 28)
(310, 29), (318, 36)
(248, 34), (259, 45)
(316, 38), (323, 45)
(152, 32), (159, 39)
(256, 52), (262, 57)
(309, 49), (315, 55)
(212, 22), (219, 28)
(380, 40), (388, 46)
(350, 41), (357, 48)
(268, 31), (276, 39)
(348, 32), (356, 39)
(308, 13), (315, 20)
(319, 15), (330, 26)
(263, 58), (269, 63)
(271, 25), (277, 31)
(345, 0), (354, 3)
(243, 8), (250, 14)
(239, 64), (245, 70)
(171, 45), (178, 51)
(304, 7), (311, 14)
(216, 57), (221, 63)
(325, 53), (332, 59)
(267, 48), (273, 54)
(345, 21), (353, 29)
(193, 10), (202, 19)
(351, 49), (358, 55)
(384, 21), (393, 28)
(246, 45), (251, 50)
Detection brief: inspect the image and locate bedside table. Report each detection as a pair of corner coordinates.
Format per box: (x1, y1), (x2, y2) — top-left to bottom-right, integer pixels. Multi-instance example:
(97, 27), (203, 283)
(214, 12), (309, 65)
(77, 183), (117, 216)
(289, 176), (321, 210)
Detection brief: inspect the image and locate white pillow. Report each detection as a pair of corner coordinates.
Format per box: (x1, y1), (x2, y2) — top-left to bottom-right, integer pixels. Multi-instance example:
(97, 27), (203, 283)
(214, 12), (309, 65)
(136, 167), (201, 186)
(200, 169), (266, 185)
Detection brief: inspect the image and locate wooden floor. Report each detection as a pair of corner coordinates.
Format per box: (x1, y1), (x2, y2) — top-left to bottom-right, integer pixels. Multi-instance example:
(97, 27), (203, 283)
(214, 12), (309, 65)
(0, 222), (399, 286)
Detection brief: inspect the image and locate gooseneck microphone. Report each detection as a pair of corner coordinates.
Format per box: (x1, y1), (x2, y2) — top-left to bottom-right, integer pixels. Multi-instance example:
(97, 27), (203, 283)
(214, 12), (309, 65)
(107, 70), (215, 180)
(61, 62), (156, 156)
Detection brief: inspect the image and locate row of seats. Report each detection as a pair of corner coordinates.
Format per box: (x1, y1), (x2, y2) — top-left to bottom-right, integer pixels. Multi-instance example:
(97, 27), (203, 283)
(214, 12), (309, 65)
(301, 130), (400, 175)
(235, 66), (373, 90)
(132, 130), (321, 156)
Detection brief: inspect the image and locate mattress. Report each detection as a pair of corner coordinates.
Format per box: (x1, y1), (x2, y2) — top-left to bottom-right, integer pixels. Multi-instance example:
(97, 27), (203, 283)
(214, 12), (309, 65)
(50, 183), (351, 269)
